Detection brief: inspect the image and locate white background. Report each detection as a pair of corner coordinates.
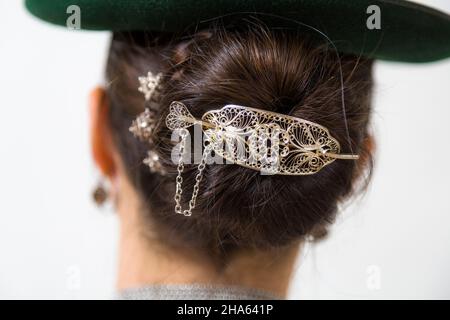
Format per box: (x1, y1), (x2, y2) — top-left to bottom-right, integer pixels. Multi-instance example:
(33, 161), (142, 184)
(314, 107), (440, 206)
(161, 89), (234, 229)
(0, 1), (449, 299)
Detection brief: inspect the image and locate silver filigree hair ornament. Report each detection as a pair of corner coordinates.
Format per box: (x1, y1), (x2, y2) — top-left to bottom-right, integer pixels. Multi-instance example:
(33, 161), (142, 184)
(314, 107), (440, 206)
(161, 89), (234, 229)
(165, 101), (360, 217)
(129, 71), (166, 175)
(138, 71), (163, 101)
(131, 71), (164, 141)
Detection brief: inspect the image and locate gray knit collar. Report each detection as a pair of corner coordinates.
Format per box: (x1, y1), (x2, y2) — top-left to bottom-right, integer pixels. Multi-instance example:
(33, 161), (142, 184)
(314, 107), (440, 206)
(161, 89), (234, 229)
(116, 284), (281, 300)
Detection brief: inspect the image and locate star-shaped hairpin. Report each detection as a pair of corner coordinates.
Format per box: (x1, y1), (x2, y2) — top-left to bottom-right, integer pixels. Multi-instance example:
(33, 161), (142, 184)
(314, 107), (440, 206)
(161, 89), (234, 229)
(129, 108), (155, 142)
(138, 71), (163, 101)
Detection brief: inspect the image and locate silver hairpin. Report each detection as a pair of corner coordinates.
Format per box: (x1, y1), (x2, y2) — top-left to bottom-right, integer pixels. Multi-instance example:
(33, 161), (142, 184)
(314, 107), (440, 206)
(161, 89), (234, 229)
(133, 72), (163, 141)
(138, 71), (163, 101)
(130, 71), (165, 175)
(129, 108), (155, 142)
(143, 150), (166, 175)
(166, 101), (359, 175)
(163, 101), (360, 217)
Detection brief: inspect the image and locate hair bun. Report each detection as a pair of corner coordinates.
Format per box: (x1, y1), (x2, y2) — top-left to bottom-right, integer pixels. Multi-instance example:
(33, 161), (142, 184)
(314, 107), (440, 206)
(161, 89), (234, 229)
(106, 26), (374, 258)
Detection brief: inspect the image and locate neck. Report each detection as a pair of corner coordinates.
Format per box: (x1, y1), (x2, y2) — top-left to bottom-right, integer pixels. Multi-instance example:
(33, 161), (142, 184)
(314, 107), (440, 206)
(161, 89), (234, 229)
(114, 175), (300, 298)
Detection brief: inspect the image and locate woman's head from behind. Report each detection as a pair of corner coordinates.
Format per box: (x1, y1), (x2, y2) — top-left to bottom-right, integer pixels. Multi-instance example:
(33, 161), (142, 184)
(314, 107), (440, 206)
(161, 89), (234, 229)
(90, 23), (374, 293)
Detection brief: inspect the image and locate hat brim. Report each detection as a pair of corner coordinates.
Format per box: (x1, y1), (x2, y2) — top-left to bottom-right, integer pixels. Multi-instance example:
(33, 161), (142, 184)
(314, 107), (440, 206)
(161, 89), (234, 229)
(25, 0), (450, 63)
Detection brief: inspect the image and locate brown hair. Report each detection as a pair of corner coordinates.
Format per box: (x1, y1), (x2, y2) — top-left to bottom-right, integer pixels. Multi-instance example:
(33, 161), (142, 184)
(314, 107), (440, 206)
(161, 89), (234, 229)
(105, 24), (374, 260)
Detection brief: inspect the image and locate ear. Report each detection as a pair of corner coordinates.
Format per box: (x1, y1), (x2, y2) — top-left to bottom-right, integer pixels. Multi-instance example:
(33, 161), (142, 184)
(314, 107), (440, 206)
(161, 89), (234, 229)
(89, 87), (116, 179)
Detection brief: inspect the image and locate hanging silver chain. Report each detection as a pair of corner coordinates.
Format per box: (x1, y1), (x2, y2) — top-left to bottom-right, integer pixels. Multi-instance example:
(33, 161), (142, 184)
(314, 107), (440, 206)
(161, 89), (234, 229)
(174, 129), (210, 217)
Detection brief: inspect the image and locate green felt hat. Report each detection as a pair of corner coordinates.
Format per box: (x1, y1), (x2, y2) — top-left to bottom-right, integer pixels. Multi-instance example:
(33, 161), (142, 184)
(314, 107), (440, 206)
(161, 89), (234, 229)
(25, 0), (450, 63)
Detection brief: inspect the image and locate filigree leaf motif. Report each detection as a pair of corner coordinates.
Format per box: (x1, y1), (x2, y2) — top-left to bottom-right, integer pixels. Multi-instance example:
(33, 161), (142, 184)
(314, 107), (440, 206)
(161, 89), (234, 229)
(203, 105), (258, 132)
(280, 151), (326, 175)
(290, 123), (339, 153)
(203, 106), (286, 172)
(281, 122), (341, 174)
(203, 105), (258, 163)
(165, 101), (196, 130)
